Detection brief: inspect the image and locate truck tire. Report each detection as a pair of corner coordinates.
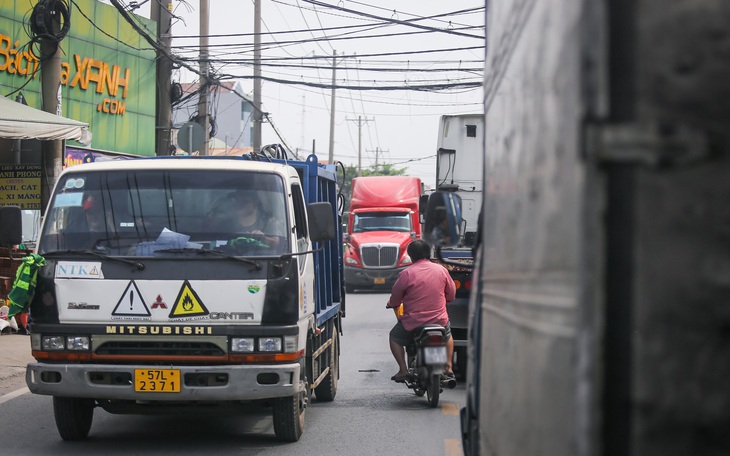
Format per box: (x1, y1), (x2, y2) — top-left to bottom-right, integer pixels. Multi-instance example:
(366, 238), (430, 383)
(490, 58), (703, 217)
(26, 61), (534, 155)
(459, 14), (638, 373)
(53, 397), (94, 441)
(314, 333), (338, 401)
(273, 378), (309, 442)
(455, 346), (468, 380)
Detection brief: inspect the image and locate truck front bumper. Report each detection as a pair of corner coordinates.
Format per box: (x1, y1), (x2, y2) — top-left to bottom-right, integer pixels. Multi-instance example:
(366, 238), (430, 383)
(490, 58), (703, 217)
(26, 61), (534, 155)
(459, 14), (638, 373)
(26, 362), (301, 401)
(344, 266), (406, 290)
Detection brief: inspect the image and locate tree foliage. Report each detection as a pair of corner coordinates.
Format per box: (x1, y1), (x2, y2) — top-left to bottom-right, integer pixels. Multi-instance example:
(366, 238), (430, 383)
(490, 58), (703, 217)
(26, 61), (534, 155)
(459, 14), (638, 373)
(339, 163), (409, 213)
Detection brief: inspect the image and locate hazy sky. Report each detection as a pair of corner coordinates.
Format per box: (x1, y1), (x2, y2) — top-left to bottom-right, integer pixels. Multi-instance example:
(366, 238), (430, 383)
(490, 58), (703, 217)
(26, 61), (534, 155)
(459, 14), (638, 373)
(129, 0), (485, 188)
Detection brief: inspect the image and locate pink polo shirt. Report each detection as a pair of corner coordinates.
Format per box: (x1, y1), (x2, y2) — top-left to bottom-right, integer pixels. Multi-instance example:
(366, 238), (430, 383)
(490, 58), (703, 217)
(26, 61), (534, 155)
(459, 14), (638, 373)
(387, 259), (456, 331)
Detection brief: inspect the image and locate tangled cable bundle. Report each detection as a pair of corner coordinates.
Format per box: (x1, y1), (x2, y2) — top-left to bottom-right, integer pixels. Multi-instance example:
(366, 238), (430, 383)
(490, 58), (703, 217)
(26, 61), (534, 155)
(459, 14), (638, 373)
(28, 0), (71, 59)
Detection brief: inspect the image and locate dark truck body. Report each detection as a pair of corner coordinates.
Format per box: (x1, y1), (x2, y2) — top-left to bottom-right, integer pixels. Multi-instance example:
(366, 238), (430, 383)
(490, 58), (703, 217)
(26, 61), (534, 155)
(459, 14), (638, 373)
(435, 114), (484, 378)
(462, 1), (730, 455)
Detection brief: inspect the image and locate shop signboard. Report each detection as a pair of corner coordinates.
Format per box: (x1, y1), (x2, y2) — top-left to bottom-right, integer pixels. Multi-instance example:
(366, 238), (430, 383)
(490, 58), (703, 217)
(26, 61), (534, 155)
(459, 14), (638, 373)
(0, 0), (156, 155)
(0, 164), (41, 209)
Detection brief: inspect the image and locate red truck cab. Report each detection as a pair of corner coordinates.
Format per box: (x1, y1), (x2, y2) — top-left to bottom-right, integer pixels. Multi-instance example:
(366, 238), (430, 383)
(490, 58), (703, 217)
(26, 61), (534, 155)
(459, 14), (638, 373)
(344, 176), (422, 292)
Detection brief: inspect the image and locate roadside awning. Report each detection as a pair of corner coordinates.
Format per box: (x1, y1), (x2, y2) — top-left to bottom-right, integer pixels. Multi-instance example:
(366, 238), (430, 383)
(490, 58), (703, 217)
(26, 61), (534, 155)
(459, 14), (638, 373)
(0, 95), (90, 142)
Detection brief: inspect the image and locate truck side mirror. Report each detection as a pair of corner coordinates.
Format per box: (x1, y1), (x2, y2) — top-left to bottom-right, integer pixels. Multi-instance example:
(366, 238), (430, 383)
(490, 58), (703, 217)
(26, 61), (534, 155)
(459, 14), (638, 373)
(307, 202), (335, 242)
(419, 194), (429, 216)
(418, 194), (429, 224)
(423, 192), (462, 248)
(0, 206), (22, 247)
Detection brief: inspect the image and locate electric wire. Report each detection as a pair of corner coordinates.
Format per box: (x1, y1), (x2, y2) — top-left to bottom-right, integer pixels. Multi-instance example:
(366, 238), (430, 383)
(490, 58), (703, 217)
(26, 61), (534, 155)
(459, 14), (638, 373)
(300, 0), (484, 39)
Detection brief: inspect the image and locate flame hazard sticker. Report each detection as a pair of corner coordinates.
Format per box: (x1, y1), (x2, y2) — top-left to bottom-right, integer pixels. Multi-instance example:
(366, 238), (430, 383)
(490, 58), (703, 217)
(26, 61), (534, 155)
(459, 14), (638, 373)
(169, 281), (209, 319)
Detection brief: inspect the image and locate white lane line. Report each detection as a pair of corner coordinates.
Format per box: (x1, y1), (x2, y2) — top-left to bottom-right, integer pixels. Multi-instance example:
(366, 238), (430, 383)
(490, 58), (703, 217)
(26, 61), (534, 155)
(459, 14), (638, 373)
(0, 387), (29, 405)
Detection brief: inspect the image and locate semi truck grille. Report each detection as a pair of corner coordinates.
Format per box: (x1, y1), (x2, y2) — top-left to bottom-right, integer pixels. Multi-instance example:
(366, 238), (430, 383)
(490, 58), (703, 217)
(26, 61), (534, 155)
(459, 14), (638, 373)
(95, 341), (225, 357)
(361, 244), (399, 268)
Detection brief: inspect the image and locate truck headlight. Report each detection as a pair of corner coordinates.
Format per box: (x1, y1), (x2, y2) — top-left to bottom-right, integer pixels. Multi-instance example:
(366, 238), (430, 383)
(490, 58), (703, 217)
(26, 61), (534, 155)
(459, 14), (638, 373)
(258, 337), (282, 352)
(231, 337), (255, 353)
(66, 336), (90, 351)
(42, 335), (66, 351)
(345, 257), (359, 265)
(401, 255), (412, 265)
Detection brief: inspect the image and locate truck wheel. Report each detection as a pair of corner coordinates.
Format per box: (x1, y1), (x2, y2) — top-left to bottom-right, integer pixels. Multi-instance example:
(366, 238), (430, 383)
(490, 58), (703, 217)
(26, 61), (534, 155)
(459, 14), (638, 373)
(53, 397), (94, 441)
(455, 346), (468, 380)
(273, 379), (309, 442)
(314, 333), (338, 401)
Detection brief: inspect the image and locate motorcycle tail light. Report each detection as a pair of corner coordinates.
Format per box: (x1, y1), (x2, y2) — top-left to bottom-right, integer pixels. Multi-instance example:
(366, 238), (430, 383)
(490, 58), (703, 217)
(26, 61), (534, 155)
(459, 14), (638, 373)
(424, 333), (445, 346)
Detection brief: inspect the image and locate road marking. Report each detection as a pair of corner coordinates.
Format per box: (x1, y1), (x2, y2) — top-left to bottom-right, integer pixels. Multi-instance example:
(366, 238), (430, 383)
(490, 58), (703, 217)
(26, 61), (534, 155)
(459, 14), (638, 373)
(441, 402), (460, 415)
(0, 387), (29, 406)
(445, 438), (462, 456)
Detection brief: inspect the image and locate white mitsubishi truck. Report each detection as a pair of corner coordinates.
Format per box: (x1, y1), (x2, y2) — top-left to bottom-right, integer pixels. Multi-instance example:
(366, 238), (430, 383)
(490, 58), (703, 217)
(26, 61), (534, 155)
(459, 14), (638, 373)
(18, 154), (344, 442)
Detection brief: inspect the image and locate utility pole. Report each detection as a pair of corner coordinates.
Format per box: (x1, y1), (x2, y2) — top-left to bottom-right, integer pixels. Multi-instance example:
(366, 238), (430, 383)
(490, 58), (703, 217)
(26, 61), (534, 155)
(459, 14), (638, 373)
(197, 0), (210, 155)
(346, 116), (373, 177)
(367, 147), (389, 172)
(152, 1), (173, 156)
(300, 94), (305, 151)
(253, 0), (262, 152)
(328, 50), (337, 164)
(39, 8), (63, 215)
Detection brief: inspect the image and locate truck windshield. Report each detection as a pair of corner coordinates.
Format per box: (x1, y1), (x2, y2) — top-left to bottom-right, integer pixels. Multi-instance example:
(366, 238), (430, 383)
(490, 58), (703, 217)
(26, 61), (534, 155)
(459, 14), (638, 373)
(353, 212), (411, 233)
(38, 169), (289, 257)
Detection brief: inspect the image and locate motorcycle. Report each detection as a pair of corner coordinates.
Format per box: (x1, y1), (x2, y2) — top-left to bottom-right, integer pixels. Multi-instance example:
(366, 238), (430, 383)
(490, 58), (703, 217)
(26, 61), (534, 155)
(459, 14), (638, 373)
(401, 324), (457, 407)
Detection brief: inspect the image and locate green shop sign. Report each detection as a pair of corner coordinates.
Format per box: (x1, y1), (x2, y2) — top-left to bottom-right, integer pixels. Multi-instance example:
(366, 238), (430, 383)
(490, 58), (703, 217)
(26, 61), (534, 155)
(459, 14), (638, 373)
(0, 0), (157, 155)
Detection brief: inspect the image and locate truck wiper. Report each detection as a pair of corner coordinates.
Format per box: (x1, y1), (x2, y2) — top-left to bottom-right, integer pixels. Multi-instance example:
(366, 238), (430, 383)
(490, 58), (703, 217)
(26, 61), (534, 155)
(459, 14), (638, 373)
(42, 250), (145, 271)
(153, 248), (262, 270)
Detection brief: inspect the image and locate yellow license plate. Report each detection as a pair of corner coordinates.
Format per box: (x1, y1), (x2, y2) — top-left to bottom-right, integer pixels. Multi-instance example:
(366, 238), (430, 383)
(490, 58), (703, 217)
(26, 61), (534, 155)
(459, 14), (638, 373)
(374, 278), (386, 284)
(134, 369), (181, 393)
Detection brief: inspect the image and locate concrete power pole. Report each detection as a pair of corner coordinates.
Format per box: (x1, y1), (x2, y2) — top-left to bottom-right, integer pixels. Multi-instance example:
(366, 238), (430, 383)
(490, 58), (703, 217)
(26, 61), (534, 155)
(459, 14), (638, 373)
(197, 0), (210, 155)
(346, 116), (373, 177)
(367, 147), (388, 172)
(253, 0), (262, 152)
(39, 8), (64, 215)
(327, 50), (337, 164)
(152, 1), (173, 156)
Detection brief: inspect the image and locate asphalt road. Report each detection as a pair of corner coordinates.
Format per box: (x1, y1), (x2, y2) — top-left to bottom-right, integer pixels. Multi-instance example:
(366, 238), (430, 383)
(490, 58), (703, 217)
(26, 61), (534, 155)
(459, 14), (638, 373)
(0, 292), (465, 455)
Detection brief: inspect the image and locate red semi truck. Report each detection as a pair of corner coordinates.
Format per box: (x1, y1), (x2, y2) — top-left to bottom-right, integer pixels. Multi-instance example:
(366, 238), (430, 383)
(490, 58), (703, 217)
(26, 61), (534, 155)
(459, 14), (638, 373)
(344, 176), (422, 292)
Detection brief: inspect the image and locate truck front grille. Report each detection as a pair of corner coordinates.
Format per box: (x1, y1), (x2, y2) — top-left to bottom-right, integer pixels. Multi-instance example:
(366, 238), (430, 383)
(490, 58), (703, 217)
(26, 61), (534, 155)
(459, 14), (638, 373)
(361, 244), (399, 268)
(95, 341), (225, 357)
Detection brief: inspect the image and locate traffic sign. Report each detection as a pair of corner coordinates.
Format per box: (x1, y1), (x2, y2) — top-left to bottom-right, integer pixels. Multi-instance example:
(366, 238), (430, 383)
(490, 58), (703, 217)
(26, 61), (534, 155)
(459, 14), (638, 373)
(177, 121), (205, 153)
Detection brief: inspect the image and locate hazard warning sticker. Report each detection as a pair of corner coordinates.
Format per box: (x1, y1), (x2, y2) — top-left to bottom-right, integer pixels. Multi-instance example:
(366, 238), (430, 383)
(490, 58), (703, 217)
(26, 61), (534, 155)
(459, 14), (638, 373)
(112, 281), (151, 320)
(169, 281), (209, 320)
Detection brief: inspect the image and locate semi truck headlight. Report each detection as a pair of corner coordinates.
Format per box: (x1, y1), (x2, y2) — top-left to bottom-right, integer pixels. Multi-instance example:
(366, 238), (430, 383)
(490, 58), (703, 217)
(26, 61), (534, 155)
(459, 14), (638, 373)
(66, 336), (90, 351)
(231, 337), (255, 352)
(258, 337), (282, 352)
(41, 336), (66, 351)
(401, 255), (412, 265)
(345, 257), (359, 265)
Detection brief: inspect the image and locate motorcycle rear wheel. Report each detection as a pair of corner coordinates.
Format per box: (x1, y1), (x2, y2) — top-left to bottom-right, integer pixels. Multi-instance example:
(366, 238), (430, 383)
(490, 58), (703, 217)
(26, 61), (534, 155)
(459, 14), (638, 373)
(426, 374), (441, 407)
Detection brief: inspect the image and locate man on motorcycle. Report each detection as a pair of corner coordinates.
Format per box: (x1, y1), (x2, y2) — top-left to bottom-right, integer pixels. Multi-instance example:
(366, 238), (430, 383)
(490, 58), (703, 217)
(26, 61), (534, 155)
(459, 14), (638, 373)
(386, 239), (456, 382)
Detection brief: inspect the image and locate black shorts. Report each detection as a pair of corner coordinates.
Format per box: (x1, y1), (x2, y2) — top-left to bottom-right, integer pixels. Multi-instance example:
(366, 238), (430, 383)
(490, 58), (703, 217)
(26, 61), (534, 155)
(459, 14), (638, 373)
(389, 320), (452, 347)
